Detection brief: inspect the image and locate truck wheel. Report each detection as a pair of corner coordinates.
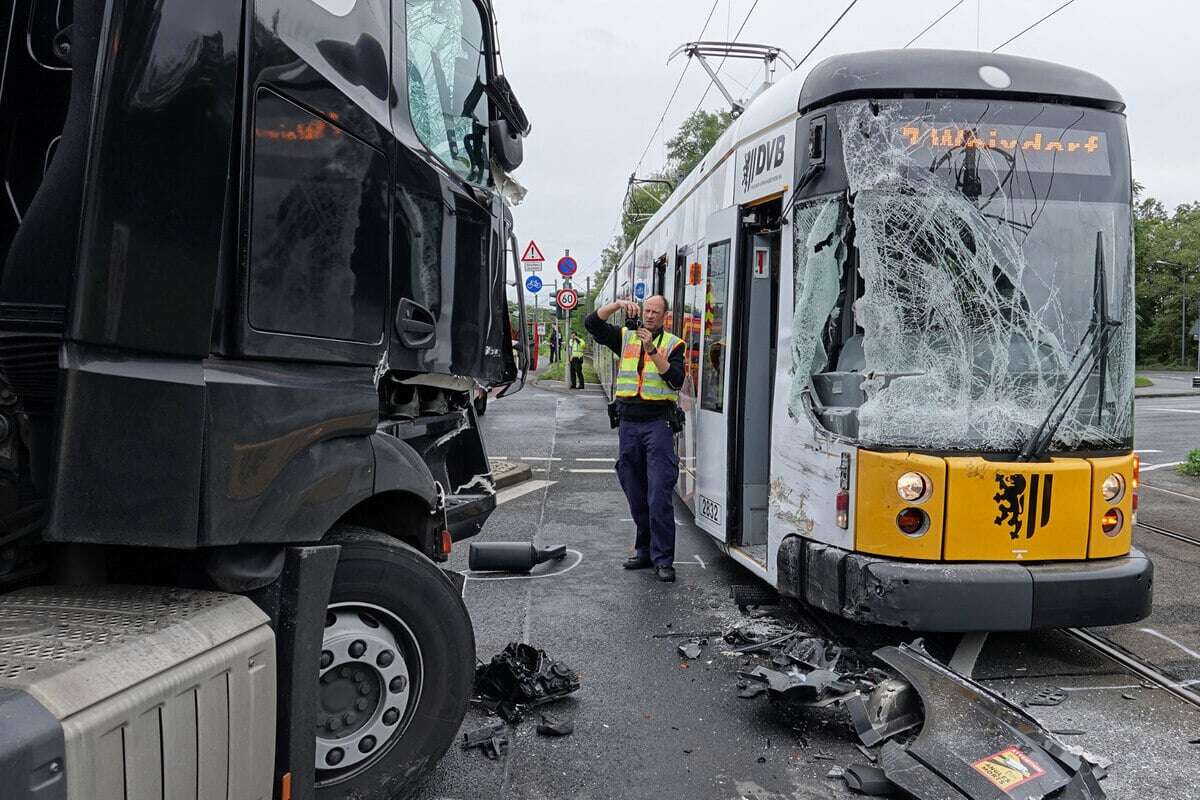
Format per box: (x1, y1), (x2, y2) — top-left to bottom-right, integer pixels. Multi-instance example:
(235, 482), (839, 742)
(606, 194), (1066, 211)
(315, 526), (474, 800)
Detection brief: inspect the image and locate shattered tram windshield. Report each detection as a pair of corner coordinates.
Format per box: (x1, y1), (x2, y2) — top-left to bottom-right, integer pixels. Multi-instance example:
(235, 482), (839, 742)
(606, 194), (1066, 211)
(808, 98), (1134, 452)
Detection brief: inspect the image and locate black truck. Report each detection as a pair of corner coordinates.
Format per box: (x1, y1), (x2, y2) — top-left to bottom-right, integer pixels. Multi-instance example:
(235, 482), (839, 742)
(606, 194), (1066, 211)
(0, 1), (528, 798)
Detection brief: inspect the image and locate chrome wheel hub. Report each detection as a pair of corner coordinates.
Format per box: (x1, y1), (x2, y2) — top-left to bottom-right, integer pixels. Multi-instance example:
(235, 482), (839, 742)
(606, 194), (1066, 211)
(315, 603), (418, 777)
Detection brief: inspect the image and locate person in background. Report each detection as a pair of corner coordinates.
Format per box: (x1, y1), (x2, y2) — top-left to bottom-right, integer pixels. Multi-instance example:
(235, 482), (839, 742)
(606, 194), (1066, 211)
(569, 333), (586, 389)
(549, 325), (561, 363)
(584, 295), (685, 582)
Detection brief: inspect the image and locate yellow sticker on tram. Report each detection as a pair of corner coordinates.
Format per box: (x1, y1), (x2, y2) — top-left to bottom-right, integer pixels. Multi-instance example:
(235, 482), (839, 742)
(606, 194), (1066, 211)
(971, 747), (1046, 791)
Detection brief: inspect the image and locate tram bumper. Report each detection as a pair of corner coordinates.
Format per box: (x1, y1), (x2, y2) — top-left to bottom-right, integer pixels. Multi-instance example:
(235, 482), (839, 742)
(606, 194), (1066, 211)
(784, 539), (1153, 632)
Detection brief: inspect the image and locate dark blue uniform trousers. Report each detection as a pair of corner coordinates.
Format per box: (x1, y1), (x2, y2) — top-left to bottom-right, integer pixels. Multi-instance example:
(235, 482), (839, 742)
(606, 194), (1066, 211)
(615, 417), (678, 567)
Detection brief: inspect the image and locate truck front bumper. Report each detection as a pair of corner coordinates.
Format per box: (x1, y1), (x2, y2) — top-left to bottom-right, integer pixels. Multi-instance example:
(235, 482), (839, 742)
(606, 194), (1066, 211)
(778, 538), (1153, 632)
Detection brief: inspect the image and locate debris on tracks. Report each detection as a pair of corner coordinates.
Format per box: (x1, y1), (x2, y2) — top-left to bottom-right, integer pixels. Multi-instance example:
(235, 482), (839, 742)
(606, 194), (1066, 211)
(872, 641), (1109, 799)
(846, 678), (921, 746)
(474, 642), (581, 723)
(462, 721), (508, 760)
(1025, 687), (1068, 708)
(678, 639), (705, 659)
(841, 763), (900, 796)
(536, 713), (574, 737)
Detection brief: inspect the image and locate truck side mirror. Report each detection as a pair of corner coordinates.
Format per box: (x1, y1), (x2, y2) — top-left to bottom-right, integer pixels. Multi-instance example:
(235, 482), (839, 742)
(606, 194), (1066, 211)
(490, 119), (524, 172)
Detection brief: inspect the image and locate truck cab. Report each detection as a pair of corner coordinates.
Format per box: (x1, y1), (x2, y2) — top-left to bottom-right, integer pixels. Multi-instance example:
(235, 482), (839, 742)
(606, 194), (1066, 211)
(0, 1), (529, 797)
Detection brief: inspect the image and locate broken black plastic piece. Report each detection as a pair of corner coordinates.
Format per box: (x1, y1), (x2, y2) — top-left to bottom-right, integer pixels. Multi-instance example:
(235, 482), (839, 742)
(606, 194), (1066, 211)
(536, 713), (574, 737)
(462, 721), (508, 760)
(842, 763), (899, 796)
(468, 542), (568, 573)
(474, 642), (581, 717)
(847, 678), (922, 747)
(873, 642), (1107, 800)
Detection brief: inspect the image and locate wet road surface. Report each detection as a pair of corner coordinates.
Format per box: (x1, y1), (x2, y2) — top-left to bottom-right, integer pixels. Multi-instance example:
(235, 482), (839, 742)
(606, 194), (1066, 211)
(414, 385), (1200, 800)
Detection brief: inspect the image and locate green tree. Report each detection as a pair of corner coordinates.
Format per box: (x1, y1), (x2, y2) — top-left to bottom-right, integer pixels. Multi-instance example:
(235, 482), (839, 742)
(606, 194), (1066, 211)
(1134, 199), (1200, 367)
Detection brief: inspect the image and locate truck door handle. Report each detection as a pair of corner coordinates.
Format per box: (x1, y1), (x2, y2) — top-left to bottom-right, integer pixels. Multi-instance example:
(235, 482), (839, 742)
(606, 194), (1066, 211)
(395, 299), (436, 349)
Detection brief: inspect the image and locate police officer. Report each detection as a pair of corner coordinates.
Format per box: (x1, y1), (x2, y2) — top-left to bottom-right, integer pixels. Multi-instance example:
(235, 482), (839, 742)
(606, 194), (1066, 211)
(584, 295), (685, 582)
(568, 333), (586, 389)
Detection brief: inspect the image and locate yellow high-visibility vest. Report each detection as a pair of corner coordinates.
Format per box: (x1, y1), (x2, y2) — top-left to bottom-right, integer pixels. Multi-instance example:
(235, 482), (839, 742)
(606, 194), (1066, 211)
(570, 339), (585, 358)
(614, 328), (684, 402)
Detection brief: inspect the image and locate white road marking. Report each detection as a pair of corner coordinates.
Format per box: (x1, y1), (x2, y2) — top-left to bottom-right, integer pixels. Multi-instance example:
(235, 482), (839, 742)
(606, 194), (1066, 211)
(495, 479), (555, 506)
(694, 555), (706, 568)
(566, 468), (614, 474)
(1137, 627), (1200, 661)
(1141, 483), (1200, 503)
(575, 457), (616, 462)
(1140, 461), (1183, 472)
(489, 456), (509, 460)
(520, 456), (562, 461)
(1143, 407), (1200, 414)
(1134, 449), (1162, 454)
(463, 549), (584, 582)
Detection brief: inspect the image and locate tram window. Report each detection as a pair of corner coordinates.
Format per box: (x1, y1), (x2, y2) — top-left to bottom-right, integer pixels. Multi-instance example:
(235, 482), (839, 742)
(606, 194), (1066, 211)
(701, 241), (731, 413)
(808, 116), (827, 165)
(405, 0), (491, 186)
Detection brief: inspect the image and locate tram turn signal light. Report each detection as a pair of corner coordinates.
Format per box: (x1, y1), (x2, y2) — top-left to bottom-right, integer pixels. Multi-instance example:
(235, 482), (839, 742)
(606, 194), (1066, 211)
(835, 490), (849, 529)
(896, 507), (929, 537)
(1132, 456), (1140, 514)
(1101, 508), (1123, 536)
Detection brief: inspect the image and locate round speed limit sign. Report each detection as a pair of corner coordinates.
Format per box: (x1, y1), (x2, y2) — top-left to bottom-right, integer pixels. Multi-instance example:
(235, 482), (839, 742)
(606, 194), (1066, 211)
(556, 287), (579, 311)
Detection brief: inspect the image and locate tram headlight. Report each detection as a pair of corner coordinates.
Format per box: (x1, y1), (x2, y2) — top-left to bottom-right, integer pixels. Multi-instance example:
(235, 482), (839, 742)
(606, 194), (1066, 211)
(896, 508), (929, 537)
(1101, 508), (1123, 536)
(1101, 473), (1125, 503)
(896, 472), (930, 502)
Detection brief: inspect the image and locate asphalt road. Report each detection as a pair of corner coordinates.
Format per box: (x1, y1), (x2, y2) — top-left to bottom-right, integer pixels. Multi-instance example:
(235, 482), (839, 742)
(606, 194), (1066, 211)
(410, 385), (1200, 800)
(1089, 394), (1200, 687)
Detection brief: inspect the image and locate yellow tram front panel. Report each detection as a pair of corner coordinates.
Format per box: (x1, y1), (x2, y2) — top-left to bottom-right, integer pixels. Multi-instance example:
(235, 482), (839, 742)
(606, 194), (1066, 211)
(943, 457), (1092, 561)
(855, 450), (946, 560)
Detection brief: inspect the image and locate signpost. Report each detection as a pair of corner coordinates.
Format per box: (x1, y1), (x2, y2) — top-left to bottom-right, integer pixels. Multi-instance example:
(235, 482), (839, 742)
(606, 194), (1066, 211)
(525, 275), (542, 294)
(556, 287), (579, 311)
(557, 253), (578, 278)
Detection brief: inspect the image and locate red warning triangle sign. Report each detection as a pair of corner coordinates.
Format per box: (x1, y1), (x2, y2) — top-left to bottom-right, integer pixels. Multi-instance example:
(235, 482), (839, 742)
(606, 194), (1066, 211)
(521, 240), (545, 262)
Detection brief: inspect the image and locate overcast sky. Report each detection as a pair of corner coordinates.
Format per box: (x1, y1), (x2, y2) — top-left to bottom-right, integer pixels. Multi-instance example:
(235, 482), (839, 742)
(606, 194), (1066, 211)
(493, 0), (1196, 286)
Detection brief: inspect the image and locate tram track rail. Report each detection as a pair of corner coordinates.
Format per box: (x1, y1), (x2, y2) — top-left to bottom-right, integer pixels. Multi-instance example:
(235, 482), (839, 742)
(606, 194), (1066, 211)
(1064, 627), (1200, 710)
(1136, 519), (1200, 549)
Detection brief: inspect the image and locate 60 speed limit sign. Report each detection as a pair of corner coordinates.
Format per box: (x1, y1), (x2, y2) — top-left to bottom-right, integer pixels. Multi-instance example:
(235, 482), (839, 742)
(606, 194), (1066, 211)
(555, 287), (579, 311)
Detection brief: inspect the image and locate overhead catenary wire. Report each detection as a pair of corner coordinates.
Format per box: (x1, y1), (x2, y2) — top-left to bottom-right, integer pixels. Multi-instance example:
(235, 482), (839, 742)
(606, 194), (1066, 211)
(991, 0), (1078, 52)
(691, 0), (762, 113)
(903, 0), (967, 48)
(794, 0), (860, 70)
(632, 0), (723, 175)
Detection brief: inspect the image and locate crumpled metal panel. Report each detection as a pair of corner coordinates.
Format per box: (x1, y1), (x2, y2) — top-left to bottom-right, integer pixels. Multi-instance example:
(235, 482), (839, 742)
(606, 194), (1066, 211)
(876, 642), (1105, 800)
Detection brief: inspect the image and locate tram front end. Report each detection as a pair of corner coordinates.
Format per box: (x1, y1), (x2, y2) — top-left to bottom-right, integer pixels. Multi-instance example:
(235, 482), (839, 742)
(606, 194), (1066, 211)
(777, 50), (1150, 632)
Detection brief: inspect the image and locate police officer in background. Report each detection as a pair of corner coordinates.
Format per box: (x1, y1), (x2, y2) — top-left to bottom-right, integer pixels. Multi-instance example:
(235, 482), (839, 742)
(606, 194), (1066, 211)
(568, 333), (586, 389)
(585, 295), (685, 582)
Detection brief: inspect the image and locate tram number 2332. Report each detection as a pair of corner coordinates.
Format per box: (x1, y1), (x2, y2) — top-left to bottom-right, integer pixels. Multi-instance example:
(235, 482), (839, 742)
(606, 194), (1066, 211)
(699, 495), (722, 525)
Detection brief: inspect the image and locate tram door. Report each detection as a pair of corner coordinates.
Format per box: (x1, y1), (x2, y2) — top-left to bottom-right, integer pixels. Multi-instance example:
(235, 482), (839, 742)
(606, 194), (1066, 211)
(694, 208), (737, 541)
(731, 217), (782, 551)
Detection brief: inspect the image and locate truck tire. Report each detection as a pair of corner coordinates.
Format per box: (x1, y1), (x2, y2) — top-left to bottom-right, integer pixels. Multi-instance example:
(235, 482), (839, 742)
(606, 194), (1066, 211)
(314, 526), (474, 800)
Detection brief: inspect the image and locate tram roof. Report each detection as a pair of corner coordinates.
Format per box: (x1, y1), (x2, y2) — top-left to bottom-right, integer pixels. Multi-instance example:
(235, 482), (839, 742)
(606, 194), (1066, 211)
(797, 49), (1125, 113)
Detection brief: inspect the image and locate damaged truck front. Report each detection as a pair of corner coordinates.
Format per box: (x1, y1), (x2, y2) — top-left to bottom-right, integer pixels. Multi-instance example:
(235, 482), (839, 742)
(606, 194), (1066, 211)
(0, 1), (529, 798)
(773, 50), (1151, 632)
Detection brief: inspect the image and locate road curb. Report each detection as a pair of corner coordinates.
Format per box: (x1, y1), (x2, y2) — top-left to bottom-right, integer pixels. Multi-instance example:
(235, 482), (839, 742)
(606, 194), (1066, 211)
(531, 378), (606, 395)
(1135, 391), (1200, 399)
(490, 459), (532, 489)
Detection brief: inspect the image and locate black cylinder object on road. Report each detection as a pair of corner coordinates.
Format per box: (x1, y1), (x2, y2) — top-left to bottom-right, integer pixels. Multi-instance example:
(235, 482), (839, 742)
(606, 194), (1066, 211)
(469, 542), (568, 573)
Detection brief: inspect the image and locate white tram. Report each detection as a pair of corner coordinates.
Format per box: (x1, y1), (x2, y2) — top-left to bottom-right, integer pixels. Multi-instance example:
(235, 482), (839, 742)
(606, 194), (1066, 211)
(595, 49), (1151, 632)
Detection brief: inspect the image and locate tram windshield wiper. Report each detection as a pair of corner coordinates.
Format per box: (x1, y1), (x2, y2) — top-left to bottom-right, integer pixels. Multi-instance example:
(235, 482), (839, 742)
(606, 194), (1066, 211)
(1017, 232), (1120, 462)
